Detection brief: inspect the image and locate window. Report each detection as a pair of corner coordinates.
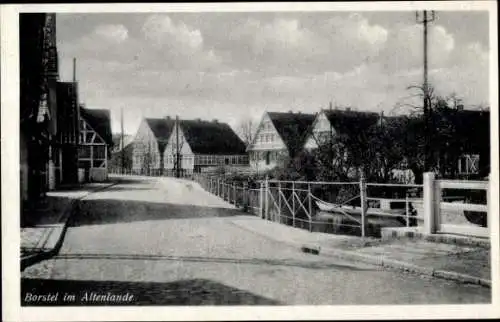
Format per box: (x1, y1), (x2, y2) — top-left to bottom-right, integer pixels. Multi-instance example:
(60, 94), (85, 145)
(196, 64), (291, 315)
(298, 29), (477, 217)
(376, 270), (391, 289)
(94, 145), (106, 159)
(265, 151), (271, 165)
(78, 146), (91, 159)
(458, 154), (480, 174)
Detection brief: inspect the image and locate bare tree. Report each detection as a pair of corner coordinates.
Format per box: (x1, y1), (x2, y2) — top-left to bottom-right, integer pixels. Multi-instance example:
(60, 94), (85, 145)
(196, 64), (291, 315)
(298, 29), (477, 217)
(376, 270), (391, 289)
(237, 119), (257, 147)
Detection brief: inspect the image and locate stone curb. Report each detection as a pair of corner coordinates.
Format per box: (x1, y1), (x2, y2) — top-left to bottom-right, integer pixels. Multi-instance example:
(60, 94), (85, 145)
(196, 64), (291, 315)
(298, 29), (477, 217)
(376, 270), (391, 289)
(305, 245), (491, 289)
(21, 181), (117, 271)
(228, 219), (491, 289)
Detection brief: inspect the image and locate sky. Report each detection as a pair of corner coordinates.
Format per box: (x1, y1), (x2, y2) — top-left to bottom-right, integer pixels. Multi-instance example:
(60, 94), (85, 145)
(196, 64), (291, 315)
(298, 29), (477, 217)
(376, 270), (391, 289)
(55, 10), (490, 136)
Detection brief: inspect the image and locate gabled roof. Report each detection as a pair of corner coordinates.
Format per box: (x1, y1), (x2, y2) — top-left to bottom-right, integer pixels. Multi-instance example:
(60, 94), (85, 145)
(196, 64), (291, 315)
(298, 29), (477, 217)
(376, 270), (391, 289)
(180, 119), (246, 155)
(267, 112), (316, 155)
(323, 109), (380, 136)
(378, 114), (410, 128)
(79, 107), (113, 146)
(145, 118), (175, 152)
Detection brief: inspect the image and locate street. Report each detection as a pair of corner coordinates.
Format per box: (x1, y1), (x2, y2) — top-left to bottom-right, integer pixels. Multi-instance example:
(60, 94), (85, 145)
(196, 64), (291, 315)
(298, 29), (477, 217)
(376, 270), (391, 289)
(21, 176), (490, 305)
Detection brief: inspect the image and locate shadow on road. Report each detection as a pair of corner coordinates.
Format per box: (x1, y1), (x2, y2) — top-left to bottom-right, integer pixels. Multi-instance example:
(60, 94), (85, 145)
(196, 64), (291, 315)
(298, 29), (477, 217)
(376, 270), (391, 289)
(53, 252), (375, 271)
(69, 199), (246, 227)
(21, 277), (281, 305)
(99, 186), (155, 192)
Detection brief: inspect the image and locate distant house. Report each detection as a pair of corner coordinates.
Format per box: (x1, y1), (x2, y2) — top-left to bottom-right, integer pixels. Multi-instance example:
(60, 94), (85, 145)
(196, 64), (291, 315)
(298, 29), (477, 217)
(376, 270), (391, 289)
(437, 108), (490, 178)
(163, 119), (248, 175)
(247, 111), (316, 171)
(304, 108), (380, 150)
(77, 106), (114, 181)
(131, 117), (175, 175)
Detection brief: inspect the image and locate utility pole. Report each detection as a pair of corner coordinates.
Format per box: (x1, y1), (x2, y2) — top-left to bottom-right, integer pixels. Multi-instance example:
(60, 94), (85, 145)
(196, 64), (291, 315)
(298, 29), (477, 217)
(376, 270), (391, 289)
(120, 107), (125, 174)
(416, 10), (436, 172)
(73, 57), (76, 82)
(175, 115), (180, 178)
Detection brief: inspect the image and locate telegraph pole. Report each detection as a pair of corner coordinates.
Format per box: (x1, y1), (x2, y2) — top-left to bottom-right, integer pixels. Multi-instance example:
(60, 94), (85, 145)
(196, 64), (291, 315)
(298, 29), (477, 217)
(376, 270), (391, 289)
(120, 107), (125, 174)
(416, 10), (436, 172)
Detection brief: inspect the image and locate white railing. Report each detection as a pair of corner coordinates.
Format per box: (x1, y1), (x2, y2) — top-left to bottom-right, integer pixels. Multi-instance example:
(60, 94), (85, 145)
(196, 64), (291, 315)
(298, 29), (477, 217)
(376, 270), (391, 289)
(423, 172), (490, 238)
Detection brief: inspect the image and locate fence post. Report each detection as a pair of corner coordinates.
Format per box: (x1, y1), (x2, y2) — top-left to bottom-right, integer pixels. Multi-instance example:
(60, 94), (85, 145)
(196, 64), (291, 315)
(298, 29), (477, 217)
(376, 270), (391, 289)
(308, 183), (312, 232)
(405, 192), (410, 227)
(278, 182), (282, 222)
(359, 173), (368, 237)
(259, 181), (264, 219)
(243, 182), (248, 212)
(292, 182), (295, 227)
(487, 173), (491, 234)
(217, 179), (220, 197)
(233, 183), (236, 205)
(265, 176), (269, 220)
(423, 172), (438, 234)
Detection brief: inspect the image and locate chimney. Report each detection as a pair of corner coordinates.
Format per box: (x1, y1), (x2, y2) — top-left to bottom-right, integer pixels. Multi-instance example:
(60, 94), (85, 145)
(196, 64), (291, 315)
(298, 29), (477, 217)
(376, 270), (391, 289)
(212, 119), (218, 123)
(165, 116), (171, 120)
(457, 104), (464, 111)
(346, 107), (351, 112)
(195, 118), (201, 122)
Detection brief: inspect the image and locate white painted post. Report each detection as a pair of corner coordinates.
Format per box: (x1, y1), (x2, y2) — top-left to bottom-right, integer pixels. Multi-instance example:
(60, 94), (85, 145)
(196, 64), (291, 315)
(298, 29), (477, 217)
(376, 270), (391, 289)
(423, 172), (437, 234)
(359, 174), (368, 237)
(433, 175), (442, 231)
(292, 182), (296, 226)
(487, 173), (491, 236)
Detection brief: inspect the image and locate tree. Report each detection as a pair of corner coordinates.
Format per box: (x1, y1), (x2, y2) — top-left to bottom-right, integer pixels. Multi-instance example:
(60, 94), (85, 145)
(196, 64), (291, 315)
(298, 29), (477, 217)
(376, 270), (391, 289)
(237, 119), (257, 147)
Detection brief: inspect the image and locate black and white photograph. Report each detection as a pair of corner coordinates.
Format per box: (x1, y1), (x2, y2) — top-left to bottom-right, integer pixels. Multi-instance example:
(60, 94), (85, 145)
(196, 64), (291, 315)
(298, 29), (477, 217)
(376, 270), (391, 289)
(2, 1), (499, 321)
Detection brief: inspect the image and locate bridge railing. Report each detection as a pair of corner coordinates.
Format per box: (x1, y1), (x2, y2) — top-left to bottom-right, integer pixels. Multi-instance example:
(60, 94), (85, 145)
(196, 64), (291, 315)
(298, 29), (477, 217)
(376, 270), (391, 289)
(191, 172), (491, 239)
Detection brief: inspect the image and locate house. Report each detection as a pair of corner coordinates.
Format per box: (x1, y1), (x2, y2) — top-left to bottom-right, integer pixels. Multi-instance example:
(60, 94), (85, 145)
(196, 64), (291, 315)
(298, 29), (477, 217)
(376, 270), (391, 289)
(77, 105), (114, 181)
(438, 108), (490, 178)
(163, 118), (248, 175)
(304, 108), (380, 150)
(247, 111), (316, 171)
(131, 117), (175, 175)
(20, 13), (59, 209)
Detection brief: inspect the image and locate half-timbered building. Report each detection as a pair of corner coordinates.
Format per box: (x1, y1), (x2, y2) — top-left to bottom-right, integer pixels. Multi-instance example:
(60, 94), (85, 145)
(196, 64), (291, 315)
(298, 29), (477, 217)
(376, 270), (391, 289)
(163, 119), (248, 175)
(77, 106), (113, 181)
(247, 111), (315, 171)
(303, 108), (380, 150)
